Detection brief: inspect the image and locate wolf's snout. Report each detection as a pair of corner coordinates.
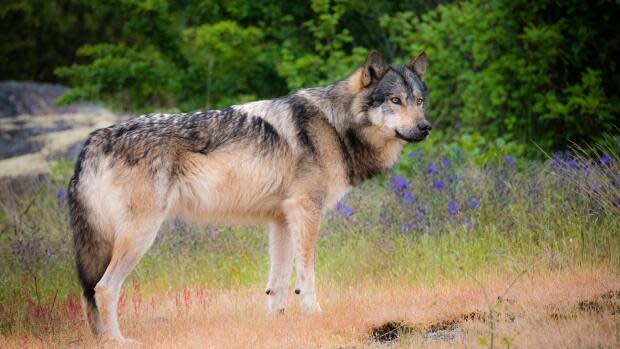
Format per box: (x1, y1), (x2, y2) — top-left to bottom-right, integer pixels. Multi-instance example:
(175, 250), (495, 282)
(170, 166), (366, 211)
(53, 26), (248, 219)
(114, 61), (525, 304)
(395, 121), (431, 142)
(417, 120), (432, 132)
(396, 120), (432, 142)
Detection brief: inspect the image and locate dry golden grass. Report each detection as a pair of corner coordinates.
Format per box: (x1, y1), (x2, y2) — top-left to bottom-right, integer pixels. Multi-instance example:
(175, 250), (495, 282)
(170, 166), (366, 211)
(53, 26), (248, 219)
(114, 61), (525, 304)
(1, 265), (619, 348)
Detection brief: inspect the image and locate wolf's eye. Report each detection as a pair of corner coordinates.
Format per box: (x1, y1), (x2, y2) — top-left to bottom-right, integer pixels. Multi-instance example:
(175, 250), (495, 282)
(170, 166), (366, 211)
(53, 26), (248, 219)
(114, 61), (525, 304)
(390, 97), (401, 105)
(416, 98), (424, 106)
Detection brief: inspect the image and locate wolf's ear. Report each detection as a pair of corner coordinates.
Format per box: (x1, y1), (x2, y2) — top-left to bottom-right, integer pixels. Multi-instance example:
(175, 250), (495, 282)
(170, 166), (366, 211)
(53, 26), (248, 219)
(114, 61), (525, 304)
(406, 51), (427, 78)
(361, 50), (389, 87)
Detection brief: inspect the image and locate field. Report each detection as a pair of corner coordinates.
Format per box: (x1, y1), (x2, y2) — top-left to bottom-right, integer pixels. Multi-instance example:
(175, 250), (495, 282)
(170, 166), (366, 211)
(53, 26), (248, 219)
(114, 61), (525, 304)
(3, 0), (619, 346)
(1, 141), (619, 348)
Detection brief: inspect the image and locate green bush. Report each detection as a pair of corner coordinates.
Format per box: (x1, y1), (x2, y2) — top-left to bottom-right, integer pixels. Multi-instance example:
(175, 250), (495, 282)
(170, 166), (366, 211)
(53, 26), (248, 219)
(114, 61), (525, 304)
(3, 0), (619, 153)
(55, 44), (182, 111)
(380, 0), (620, 152)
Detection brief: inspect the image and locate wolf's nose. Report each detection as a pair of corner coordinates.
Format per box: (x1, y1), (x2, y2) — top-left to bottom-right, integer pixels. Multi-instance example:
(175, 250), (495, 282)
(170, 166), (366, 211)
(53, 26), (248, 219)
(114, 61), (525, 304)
(418, 121), (432, 132)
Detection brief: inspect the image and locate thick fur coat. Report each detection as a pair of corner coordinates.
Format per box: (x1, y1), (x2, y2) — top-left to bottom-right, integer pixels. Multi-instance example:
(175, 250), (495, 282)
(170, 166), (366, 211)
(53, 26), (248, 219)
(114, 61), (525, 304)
(68, 50), (430, 342)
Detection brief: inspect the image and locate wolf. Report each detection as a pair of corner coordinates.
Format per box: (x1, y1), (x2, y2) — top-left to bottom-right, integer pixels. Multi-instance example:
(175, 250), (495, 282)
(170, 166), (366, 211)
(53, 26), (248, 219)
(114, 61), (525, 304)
(68, 50), (431, 343)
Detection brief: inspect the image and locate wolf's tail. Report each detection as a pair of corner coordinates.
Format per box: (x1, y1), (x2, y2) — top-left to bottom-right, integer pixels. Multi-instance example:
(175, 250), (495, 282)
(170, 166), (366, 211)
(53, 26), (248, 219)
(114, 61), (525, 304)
(68, 140), (113, 335)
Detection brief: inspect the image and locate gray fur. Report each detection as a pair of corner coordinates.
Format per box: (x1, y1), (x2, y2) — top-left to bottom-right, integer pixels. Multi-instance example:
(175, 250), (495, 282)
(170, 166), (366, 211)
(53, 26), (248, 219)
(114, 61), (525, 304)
(69, 50), (431, 341)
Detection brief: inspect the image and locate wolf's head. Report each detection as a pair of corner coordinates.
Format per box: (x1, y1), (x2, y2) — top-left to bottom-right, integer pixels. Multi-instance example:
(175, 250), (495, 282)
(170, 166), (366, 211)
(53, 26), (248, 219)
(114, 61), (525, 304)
(348, 50), (430, 143)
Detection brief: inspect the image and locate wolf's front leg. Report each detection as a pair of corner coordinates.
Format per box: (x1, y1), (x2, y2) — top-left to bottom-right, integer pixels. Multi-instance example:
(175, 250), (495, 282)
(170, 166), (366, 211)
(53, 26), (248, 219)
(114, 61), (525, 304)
(265, 221), (294, 313)
(285, 199), (322, 313)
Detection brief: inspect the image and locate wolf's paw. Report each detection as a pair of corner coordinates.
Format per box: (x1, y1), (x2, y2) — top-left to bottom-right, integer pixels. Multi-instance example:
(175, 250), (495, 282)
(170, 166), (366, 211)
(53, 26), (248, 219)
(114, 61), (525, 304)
(266, 304), (286, 315)
(267, 307), (286, 315)
(120, 337), (142, 346)
(266, 288), (288, 314)
(300, 296), (322, 313)
(104, 336), (142, 346)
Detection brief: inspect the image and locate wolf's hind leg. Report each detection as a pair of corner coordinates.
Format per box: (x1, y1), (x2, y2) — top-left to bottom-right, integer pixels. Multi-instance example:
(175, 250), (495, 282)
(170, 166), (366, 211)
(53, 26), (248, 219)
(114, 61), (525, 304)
(266, 221), (294, 313)
(94, 217), (162, 343)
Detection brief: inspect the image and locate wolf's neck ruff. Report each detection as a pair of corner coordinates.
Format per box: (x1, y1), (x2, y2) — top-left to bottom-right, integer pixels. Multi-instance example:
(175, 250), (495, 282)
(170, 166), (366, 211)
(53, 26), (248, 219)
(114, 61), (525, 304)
(273, 86), (404, 185)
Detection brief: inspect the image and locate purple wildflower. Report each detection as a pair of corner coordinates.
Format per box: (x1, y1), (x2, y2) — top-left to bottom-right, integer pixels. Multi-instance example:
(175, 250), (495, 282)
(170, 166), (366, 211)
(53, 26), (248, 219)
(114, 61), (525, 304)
(432, 179), (445, 190)
(408, 149), (422, 160)
(549, 155), (562, 170)
(174, 218), (184, 229)
(597, 155), (611, 166)
(506, 155), (516, 168)
(567, 159), (578, 169)
(390, 176), (409, 193)
(403, 192), (415, 204)
(427, 163), (438, 175)
(379, 205), (392, 228)
(400, 221), (415, 232)
(56, 189), (66, 200)
(447, 201), (459, 215)
(612, 198), (620, 208)
(590, 184), (600, 195)
(336, 202), (354, 218)
(440, 157), (451, 168)
(468, 198), (479, 209)
(463, 219), (473, 231)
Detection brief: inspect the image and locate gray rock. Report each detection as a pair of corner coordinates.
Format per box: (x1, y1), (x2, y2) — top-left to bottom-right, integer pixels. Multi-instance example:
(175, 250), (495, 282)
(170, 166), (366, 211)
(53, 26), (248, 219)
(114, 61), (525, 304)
(0, 81), (102, 118)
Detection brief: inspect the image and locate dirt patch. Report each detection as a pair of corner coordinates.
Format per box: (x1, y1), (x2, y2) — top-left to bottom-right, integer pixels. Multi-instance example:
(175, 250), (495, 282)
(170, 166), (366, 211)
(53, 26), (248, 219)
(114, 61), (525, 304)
(567, 289), (619, 317)
(370, 290), (620, 344)
(579, 289), (620, 313)
(370, 321), (416, 342)
(369, 312), (494, 344)
(550, 289), (620, 320)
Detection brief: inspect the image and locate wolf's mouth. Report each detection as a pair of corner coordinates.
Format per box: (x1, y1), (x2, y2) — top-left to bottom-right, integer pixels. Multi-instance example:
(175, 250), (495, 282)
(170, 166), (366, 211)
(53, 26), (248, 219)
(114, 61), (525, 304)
(395, 130), (429, 143)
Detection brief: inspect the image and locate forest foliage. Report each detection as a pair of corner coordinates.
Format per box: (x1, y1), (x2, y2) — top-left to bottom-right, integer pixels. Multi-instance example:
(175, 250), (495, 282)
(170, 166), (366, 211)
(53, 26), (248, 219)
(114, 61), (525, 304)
(2, 0), (619, 153)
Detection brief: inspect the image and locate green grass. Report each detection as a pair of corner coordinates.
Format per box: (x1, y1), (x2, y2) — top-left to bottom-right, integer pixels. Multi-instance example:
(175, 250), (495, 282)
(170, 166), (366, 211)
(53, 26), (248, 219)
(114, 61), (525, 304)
(1, 150), (619, 336)
(131, 227), (601, 293)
